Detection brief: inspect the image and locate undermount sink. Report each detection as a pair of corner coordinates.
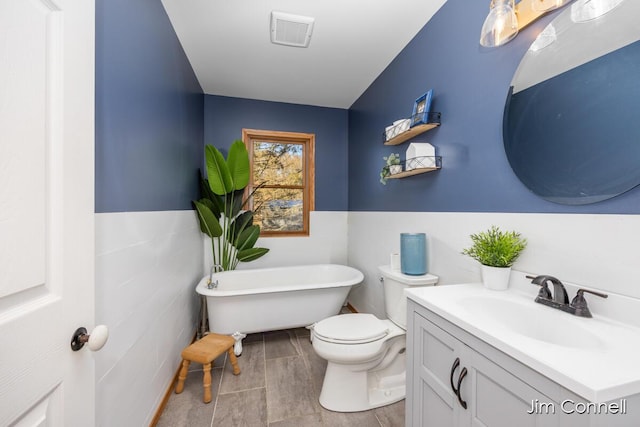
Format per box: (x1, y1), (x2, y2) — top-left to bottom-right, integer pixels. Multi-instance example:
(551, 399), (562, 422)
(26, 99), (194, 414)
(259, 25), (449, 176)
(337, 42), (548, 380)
(457, 295), (605, 349)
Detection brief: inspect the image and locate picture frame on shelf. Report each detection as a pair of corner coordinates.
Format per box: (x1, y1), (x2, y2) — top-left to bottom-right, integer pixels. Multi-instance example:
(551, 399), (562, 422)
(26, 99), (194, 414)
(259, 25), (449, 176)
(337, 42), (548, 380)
(411, 89), (433, 127)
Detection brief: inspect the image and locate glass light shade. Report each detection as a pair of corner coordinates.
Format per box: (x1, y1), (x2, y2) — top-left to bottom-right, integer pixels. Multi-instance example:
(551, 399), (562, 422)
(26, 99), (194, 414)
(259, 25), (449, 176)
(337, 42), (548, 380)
(479, 0), (519, 47)
(571, 0), (624, 22)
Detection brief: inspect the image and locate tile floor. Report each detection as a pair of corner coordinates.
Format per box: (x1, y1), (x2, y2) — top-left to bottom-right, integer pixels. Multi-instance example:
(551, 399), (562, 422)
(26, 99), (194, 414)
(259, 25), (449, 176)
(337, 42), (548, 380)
(157, 326), (404, 427)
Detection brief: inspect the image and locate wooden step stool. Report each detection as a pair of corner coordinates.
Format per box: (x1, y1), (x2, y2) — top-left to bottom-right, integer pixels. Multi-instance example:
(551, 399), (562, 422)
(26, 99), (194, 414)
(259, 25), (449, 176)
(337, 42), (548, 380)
(175, 333), (241, 403)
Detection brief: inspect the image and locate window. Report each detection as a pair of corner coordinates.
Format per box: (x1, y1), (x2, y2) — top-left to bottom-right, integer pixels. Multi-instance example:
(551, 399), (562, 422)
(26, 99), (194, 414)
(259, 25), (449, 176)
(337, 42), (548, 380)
(242, 129), (315, 236)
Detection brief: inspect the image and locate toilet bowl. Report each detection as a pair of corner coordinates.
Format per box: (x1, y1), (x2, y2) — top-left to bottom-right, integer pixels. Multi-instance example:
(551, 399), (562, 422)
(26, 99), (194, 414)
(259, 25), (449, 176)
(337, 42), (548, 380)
(311, 265), (438, 412)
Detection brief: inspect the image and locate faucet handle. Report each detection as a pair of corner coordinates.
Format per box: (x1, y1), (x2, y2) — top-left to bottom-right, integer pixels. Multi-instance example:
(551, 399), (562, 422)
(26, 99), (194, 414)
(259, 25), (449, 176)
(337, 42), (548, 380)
(577, 288), (608, 299)
(570, 288), (608, 318)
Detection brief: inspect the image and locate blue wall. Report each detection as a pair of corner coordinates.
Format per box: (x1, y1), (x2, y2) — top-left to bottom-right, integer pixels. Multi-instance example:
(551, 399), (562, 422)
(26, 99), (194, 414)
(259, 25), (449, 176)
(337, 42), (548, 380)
(348, 0), (640, 213)
(204, 95), (349, 211)
(95, 0), (204, 213)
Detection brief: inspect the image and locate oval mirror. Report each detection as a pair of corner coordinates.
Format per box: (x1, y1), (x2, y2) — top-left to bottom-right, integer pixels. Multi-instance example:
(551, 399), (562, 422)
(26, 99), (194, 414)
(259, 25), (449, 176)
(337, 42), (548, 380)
(503, 0), (640, 205)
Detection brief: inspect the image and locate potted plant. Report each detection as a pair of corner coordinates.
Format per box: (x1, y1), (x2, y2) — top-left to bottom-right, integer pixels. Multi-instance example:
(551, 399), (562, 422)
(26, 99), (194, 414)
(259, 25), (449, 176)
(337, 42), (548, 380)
(379, 153), (402, 185)
(461, 225), (527, 291)
(193, 141), (270, 271)
(193, 141), (270, 338)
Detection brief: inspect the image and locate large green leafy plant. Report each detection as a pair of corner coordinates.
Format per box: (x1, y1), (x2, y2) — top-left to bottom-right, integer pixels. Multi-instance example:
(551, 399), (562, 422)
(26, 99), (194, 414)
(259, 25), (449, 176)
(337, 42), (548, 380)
(462, 226), (527, 268)
(193, 141), (269, 271)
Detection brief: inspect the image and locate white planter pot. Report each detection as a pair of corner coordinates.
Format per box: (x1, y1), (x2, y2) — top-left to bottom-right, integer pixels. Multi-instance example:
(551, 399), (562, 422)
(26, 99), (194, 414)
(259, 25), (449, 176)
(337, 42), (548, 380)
(389, 164), (402, 175)
(481, 265), (511, 291)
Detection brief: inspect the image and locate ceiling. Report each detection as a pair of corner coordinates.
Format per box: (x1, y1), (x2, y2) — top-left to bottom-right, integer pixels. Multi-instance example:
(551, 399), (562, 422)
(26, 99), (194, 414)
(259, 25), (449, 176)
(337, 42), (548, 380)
(161, 0), (447, 109)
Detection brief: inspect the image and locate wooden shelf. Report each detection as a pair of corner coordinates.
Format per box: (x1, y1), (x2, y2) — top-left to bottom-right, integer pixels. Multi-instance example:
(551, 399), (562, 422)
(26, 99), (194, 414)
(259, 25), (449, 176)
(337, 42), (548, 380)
(383, 111), (441, 146)
(384, 156), (442, 180)
(386, 166), (440, 179)
(384, 122), (440, 146)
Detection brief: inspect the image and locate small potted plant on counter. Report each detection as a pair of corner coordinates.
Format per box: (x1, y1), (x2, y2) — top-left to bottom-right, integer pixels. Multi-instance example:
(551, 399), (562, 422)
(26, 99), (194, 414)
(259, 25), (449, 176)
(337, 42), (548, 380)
(379, 153), (402, 185)
(462, 225), (527, 291)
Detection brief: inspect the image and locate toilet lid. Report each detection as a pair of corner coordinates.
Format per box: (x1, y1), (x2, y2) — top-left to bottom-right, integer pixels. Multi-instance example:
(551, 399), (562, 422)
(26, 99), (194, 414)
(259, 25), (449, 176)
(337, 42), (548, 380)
(313, 313), (389, 344)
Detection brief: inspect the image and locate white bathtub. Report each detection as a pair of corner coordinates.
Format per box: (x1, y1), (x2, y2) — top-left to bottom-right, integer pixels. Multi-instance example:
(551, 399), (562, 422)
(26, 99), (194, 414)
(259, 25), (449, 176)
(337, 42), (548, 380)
(196, 264), (363, 353)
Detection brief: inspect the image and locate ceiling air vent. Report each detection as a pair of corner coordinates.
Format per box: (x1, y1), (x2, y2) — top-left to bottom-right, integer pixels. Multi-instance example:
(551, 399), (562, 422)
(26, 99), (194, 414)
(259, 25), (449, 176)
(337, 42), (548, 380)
(270, 11), (315, 48)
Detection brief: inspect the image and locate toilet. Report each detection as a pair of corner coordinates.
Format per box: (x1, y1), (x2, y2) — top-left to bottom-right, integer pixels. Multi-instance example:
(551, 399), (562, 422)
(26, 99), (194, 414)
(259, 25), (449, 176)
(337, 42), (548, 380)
(311, 265), (438, 412)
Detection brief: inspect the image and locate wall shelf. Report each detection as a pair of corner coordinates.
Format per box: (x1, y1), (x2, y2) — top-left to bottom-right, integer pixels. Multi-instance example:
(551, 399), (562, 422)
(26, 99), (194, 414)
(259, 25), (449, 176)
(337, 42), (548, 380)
(384, 156), (442, 180)
(383, 112), (441, 146)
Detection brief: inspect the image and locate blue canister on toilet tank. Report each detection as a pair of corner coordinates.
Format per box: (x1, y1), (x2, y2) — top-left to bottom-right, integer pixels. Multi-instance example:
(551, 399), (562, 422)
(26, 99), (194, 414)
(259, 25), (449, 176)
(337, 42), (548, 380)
(400, 233), (427, 275)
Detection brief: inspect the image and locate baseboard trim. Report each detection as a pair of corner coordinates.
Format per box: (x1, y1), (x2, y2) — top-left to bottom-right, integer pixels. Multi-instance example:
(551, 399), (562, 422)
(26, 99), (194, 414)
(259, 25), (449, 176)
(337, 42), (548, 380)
(346, 302), (358, 313)
(148, 331), (197, 427)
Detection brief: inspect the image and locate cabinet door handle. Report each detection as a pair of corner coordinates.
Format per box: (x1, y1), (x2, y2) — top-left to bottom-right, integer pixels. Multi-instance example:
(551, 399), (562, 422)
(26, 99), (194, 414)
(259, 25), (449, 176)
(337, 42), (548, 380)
(449, 357), (461, 395)
(456, 367), (468, 410)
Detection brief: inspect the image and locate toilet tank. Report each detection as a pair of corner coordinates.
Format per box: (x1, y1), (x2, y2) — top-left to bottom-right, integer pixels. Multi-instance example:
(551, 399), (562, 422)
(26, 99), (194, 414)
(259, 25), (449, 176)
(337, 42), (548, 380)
(378, 265), (438, 329)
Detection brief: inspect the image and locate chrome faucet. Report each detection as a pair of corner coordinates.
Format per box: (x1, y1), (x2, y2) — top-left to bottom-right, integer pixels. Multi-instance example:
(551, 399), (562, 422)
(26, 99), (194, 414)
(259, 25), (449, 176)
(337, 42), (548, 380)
(207, 264), (223, 289)
(528, 275), (608, 318)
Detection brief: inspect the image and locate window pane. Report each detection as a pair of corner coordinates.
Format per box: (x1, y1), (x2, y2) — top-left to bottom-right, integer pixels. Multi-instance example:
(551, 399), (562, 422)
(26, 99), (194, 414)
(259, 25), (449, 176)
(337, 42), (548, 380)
(252, 141), (303, 186)
(253, 188), (303, 232)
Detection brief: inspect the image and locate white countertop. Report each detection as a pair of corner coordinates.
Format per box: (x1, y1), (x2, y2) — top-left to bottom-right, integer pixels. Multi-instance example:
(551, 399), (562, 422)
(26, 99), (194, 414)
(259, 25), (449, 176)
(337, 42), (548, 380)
(405, 277), (640, 402)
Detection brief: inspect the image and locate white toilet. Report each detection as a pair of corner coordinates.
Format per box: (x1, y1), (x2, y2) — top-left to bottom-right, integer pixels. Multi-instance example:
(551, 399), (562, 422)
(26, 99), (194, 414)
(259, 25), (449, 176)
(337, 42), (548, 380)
(311, 265), (438, 412)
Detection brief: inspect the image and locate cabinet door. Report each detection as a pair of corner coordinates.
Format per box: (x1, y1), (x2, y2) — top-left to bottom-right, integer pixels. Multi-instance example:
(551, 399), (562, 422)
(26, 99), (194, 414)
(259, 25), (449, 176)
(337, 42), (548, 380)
(467, 348), (558, 427)
(410, 312), (466, 427)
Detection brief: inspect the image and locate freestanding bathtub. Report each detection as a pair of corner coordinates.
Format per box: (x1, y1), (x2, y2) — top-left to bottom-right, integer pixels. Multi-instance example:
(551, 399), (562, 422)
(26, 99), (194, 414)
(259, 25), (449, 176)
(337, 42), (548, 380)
(196, 264), (364, 354)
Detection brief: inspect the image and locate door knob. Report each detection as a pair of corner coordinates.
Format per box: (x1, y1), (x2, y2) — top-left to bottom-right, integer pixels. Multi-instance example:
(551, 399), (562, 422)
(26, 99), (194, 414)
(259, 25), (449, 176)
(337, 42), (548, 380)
(71, 325), (109, 351)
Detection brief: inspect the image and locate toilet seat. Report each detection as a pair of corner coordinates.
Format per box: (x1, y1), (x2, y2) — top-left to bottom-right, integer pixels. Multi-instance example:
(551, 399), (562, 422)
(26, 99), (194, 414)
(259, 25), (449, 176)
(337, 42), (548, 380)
(313, 313), (389, 344)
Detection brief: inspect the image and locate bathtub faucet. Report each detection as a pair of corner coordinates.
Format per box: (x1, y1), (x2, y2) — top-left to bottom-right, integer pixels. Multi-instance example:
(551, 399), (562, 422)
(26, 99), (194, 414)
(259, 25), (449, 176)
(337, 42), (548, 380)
(207, 264), (223, 289)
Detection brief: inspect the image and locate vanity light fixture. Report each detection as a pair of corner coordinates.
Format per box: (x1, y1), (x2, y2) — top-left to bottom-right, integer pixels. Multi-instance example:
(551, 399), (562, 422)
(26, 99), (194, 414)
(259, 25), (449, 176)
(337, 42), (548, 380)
(479, 0), (574, 47)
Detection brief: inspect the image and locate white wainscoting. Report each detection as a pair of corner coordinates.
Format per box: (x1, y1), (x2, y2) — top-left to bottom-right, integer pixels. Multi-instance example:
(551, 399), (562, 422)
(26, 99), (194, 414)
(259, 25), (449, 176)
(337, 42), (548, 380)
(93, 209), (640, 424)
(347, 212), (640, 318)
(203, 211), (349, 274)
(95, 210), (203, 426)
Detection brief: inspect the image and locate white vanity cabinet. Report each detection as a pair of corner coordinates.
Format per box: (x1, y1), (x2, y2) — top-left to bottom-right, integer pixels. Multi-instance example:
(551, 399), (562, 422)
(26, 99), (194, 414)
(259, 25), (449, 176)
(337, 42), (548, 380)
(406, 299), (639, 427)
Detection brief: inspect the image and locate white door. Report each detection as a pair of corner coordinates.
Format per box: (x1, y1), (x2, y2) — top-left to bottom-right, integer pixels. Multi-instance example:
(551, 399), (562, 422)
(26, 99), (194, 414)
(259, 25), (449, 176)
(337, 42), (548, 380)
(0, 0), (96, 425)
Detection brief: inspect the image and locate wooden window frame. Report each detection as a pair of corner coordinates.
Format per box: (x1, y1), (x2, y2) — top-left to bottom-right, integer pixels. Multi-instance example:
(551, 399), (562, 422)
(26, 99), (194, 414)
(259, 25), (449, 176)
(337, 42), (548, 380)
(242, 129), (315, 237)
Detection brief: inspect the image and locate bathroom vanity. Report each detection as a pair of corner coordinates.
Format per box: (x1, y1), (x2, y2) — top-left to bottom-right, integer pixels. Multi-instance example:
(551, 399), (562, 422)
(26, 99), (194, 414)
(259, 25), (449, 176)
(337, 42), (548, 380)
(405, 279), (640, 427)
